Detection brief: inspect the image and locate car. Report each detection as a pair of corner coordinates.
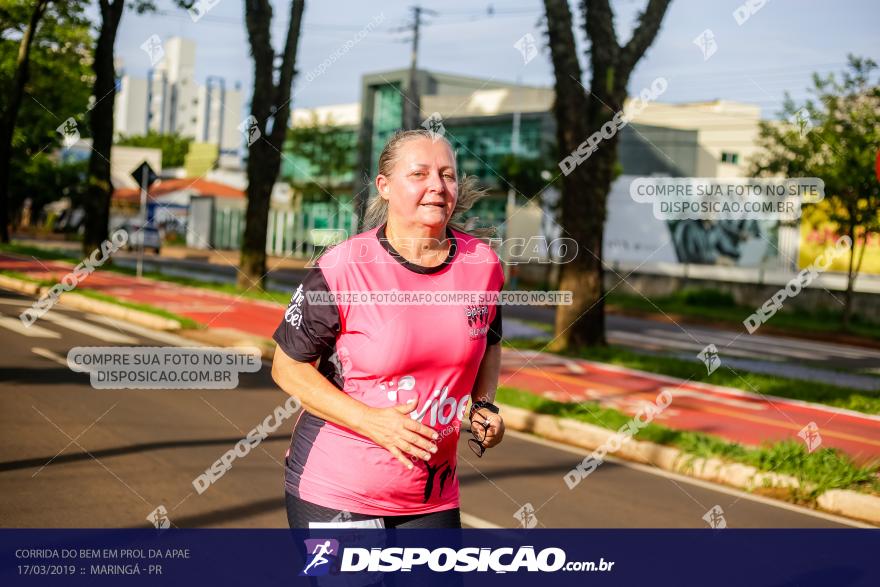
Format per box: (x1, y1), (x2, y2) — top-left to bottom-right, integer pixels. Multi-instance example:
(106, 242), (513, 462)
(118, 221), (162, 254)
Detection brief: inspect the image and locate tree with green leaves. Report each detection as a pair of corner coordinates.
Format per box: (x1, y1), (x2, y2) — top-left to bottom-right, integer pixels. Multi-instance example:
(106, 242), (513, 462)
(10, 156), (89, 230)
(0, 0), (51, 242)
(83, 1), (198, 255)
(82, 0), (132, 254)
(238, 0), (306, 290)
(118, 131), (193, 168)
(496, 152), (556, 201)
(751, 55), (880, 329)
(286, 113), (356, 204)
(543, 0), (672, 349)
(0, 0), (92, 237)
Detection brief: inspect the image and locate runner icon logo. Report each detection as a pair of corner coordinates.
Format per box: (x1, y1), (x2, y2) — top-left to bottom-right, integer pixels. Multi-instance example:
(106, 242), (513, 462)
(301, 539), (339, 576)
(702, 505), (727, 529)
(696, 344), (721, 375)
(514, 503), (539, 528)
(798, 421), (822, 453)
(146, 505), (171, 529)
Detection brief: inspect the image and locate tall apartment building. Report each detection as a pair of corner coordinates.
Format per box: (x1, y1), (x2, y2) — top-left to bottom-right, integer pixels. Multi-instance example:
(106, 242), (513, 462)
(115, 37), (244, 168)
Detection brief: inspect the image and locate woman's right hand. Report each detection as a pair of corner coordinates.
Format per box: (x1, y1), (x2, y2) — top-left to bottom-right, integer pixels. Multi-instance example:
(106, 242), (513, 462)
(357, 400), (439, 469)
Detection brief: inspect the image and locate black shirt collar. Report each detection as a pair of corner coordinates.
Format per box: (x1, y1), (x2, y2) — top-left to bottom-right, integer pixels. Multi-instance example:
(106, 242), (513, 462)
(376, 223), (457, 274)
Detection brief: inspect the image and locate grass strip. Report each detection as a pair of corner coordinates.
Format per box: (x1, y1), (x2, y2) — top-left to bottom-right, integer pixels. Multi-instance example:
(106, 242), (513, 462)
(607, 288), (880, 342)
(0, 242), (80, 262)
(496, 385), (880, 500)
(72, 289), (202, 330)
(0, 269), (201, 330)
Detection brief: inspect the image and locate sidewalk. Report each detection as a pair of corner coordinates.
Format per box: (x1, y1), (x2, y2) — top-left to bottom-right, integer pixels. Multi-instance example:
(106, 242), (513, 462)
(2, 251), (879, 467)
(11, 235), (312, 271)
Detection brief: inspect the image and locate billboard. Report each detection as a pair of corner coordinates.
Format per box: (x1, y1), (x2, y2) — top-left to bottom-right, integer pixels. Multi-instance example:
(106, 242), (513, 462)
(603, 176), (793, 268)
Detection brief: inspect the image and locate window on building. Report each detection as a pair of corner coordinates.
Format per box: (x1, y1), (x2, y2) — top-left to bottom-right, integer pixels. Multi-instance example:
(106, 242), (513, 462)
(721, 151), (739, 164)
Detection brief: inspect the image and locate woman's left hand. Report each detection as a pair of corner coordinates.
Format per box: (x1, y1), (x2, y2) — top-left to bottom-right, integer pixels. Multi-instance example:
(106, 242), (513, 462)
(473, 408), (505, 449)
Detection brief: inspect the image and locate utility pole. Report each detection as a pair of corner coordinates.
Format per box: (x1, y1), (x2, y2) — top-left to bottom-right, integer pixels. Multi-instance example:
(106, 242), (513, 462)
(403, 5), (436, 129)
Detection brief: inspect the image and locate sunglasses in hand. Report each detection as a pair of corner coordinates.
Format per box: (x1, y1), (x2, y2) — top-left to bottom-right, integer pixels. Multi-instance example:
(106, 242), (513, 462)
(468, 415), (492, 458)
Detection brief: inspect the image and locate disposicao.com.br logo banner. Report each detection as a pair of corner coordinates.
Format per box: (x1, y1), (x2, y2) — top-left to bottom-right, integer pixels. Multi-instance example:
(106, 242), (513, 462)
(300, 538), (613, 575)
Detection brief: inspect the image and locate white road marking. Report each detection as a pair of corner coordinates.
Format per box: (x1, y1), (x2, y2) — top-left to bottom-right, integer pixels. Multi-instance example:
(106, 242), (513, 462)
(88, 314), (204, 346)
(40, 313), (137, 344)
(32, 347), (69, 367)
(0, 316), (60, 338)
(563, 360), (585, 374)
(611, 330), (816, 361)
(90, 313), (274, 370)
(0, 298), (36, 307)
(503, 429), (876, 528)
(460, 512), (502, 529)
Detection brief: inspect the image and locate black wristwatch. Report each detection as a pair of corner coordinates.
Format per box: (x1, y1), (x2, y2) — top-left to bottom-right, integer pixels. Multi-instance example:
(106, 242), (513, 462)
(470, 400), (499, 419)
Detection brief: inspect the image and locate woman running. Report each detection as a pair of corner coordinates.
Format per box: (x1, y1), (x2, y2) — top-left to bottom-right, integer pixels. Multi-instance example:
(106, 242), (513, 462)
(272, 129), (505, 529)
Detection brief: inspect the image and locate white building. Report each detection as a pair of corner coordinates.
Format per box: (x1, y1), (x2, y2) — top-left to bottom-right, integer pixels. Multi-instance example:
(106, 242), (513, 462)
(115, 37), (244, 168)
(631, 100), (762, 179)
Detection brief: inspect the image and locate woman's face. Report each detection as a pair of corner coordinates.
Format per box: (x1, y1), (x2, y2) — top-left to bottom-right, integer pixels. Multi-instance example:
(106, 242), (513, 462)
(376, 137), (458, 230)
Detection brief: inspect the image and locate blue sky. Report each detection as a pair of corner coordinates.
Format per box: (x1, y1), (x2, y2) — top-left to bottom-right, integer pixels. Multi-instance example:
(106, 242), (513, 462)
(111, 0), (879, 120)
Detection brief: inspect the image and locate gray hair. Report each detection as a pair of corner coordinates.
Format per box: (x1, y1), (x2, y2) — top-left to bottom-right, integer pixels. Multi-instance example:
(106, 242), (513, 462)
(362, 129), (494, 237)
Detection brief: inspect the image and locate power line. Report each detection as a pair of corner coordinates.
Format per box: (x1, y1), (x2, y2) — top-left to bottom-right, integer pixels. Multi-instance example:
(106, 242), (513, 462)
(400, 5), (438, 129)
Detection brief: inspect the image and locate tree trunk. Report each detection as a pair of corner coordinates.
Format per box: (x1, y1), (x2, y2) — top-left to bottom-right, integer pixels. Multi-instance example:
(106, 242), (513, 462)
(842, 221), (866, 330)
(543, 0), (671, 349)
(352, 116), (373, 232)
(240, 142), (277, 287)
(239, 0), (305, 290)
(84, 0), (124, 256)
(0, 0), (50, 243)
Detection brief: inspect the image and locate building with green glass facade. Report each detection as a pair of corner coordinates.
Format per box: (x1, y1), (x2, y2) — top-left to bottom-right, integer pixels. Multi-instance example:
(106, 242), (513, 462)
(283, 67), (723, 236)
(284, 69), (568, 231)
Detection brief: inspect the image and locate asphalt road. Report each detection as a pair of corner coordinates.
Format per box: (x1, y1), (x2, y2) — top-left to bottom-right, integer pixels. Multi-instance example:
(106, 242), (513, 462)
(0, 290), (866, 529)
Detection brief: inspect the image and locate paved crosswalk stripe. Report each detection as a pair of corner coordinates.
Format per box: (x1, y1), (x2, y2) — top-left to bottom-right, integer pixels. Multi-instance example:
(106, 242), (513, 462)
(460, 512), (501, 529)
(0, 298), (36, 307)
(39, 313), (137, 344)
(0, 316), (61, 338)
(31, 347), (69, 367)
(88, 314), (202, 346)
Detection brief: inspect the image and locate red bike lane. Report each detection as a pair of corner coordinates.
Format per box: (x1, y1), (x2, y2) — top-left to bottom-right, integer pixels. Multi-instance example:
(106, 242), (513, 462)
(500, 349), (880, 466)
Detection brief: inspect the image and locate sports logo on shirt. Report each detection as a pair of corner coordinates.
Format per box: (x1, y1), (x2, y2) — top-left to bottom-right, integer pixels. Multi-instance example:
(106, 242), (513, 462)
(465, 305), (490, 340)
(284, 284), (305, 330)
(301, 538), (339, 576)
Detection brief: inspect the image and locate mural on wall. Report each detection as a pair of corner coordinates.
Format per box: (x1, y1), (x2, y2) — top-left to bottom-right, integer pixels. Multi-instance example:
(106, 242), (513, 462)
(602, 177), (788, 267)
(668, 219), (773, 265)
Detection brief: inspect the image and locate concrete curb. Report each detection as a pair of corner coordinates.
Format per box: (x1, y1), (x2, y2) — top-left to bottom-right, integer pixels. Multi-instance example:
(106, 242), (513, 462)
(54, 292), (181, 331)
(498, 403), (880, 526)
(0, 274), (43, 296)
(177, 327), (276, 360)
(817, 490), (880, 523)
(0, 274), (181, 331)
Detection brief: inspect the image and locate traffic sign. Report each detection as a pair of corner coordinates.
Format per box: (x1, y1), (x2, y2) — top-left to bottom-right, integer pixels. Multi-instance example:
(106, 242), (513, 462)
(131, 161), (159, 187)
